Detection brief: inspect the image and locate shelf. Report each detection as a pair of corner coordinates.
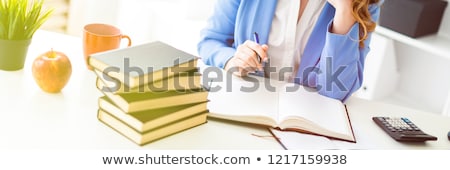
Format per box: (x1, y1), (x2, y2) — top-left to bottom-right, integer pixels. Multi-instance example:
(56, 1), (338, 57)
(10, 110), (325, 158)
(362, 28), (450, 115)
(375, 26), (450, 60)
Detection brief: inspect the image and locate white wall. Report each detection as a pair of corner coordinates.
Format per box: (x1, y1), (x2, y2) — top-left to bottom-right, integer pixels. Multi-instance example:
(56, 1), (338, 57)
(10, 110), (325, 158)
(42, 0), (70, 33)
(67, 0), (216, 55)
(67, 0), (120, 36)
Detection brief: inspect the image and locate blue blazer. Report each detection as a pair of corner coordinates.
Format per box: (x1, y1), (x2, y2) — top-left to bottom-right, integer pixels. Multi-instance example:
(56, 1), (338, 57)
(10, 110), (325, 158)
(198, 0), (382, 101)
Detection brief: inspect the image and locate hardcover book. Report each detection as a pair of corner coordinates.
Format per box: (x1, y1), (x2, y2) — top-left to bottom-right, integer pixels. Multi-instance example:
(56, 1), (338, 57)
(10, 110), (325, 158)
(94, 69), (202, 94)
(100, 88), (209, 113)
(98, 109), (208, 145)
(207, 74), (355, 142)
(89, 41), (198, 88)
(98, 96), (208, 132)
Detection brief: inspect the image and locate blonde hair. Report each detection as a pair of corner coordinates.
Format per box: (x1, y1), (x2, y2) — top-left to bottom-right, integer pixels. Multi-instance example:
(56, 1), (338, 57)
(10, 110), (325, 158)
(352, 0), (380, 47)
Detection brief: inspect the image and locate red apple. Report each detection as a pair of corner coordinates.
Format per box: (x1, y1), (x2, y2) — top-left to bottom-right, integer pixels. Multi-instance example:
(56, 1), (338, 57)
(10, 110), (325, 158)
(32, 49), (72, 93)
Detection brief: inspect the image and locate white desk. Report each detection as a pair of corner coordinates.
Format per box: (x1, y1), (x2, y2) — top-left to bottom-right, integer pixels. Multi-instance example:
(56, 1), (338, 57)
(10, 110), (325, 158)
(0, 30), (449, 150)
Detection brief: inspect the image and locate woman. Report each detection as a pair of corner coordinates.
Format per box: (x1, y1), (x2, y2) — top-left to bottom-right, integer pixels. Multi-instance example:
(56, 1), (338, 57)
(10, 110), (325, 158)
(198, 0), (382, 101)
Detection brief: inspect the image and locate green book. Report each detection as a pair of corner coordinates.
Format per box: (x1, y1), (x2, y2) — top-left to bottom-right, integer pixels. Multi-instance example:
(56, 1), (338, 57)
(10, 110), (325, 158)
(89, 41), (198, 88)
(100, 88), (209, 113)
(94, 69), (203, 94)
(98, 109), (208, 146)
(98, 96), (208, 132)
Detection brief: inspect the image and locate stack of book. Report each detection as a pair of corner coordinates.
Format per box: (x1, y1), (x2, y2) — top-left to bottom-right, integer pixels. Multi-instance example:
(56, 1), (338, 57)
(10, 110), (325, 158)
(88, 41), (209, 146)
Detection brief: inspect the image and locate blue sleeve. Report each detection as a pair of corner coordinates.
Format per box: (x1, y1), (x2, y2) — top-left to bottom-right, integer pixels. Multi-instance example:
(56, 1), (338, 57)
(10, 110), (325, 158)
(316, 3), (381, 101)
(197, 0), (240, 68)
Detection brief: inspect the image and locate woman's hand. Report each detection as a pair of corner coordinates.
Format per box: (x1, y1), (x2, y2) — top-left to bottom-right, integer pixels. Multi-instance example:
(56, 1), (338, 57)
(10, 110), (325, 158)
(327, 0), (356, 35)
(225, 40), (268, 76)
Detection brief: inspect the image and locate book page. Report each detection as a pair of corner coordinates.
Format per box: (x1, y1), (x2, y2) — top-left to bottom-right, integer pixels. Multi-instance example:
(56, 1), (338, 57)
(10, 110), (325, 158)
(277, 83), (351, 136)
(203, 66), (353, 140)
(270, 128), (365, 150)
(270, 129), (338, 149)
(207, 74), (279, 126)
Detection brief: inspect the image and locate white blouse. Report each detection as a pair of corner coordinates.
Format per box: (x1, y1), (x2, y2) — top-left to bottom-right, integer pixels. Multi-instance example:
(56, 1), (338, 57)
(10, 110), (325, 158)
(266, 0), (326, 82)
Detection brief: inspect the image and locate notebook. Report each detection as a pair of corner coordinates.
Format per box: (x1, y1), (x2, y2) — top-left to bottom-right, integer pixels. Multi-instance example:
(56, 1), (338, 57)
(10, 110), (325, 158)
(206, 73), (355, 142)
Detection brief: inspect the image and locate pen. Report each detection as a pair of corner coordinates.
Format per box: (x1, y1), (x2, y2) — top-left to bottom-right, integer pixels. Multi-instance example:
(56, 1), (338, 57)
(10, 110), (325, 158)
(252, 32), (268, 78)
(253, 32), (262, 63)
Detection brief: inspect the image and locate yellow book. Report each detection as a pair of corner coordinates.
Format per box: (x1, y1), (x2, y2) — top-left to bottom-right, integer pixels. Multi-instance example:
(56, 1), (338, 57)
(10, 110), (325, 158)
(89, 41), (198, 88)
(98, 109), (208, 146)
(95, 69), (202, 94)
(100, 88), (208, 113)
(99, 96), (208, 132)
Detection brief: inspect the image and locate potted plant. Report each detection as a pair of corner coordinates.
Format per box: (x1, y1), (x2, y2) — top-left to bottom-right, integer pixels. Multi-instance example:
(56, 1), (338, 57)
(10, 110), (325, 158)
(0, 0), (53, 71)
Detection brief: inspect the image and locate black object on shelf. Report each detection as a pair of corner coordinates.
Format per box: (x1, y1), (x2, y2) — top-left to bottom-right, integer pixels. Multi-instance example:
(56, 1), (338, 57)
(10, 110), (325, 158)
(379, 0), (448, 38)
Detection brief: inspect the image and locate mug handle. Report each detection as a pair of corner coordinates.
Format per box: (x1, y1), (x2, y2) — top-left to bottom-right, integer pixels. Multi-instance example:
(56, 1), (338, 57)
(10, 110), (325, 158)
(122, 35), (132, 46)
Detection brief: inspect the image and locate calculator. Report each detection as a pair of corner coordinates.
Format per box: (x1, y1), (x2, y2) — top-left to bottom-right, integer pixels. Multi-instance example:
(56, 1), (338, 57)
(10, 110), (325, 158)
(372, 117), (437, 142)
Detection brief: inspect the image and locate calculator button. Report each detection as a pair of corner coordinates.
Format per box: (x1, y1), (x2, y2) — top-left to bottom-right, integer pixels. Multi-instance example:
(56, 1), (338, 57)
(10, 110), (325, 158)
(373, 116), (438, 142)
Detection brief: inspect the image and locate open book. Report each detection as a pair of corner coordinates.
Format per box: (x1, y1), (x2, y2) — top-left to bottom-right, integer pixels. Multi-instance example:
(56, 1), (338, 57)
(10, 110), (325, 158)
(206, 74), (355, 142)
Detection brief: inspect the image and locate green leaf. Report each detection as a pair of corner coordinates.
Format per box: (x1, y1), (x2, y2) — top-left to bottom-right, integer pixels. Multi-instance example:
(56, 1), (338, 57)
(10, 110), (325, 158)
(26, 8), (53, 39)
(0, 1), (6, 38)
(0, 0), (53, 40)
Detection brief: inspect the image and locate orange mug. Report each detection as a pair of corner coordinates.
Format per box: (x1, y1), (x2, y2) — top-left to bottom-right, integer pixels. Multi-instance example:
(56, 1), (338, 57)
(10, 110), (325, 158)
(83, 23), (132, 70)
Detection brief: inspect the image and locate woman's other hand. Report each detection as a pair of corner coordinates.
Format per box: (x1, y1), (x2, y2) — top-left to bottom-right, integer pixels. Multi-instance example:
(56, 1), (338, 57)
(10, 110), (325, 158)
(327, 0), (356, 35)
